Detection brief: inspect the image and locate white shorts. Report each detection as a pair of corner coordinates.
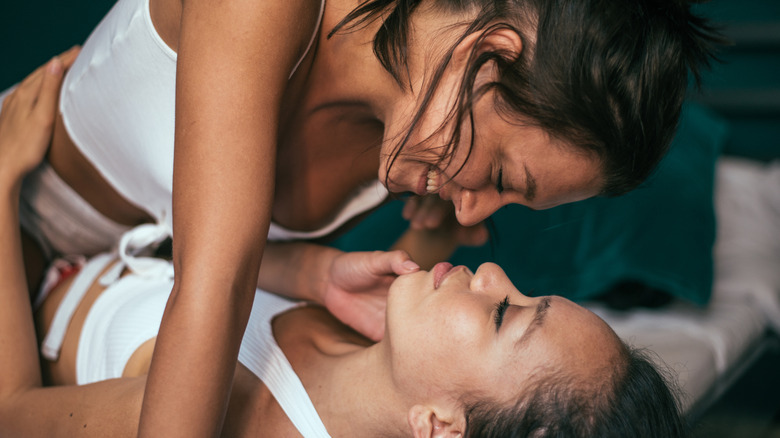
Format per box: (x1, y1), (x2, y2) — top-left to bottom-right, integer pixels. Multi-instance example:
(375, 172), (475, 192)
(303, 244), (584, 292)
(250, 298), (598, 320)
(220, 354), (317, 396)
(19, 162), (131, 258)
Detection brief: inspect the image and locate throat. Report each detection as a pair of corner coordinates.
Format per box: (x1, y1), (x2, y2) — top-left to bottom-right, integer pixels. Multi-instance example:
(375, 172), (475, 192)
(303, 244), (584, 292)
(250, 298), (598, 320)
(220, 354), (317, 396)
(272, 307), (399, 436)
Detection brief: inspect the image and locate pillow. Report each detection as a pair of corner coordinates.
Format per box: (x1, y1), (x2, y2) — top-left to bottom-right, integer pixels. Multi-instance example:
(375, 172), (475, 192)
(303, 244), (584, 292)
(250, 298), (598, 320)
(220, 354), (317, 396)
(329, 103), (728, 305)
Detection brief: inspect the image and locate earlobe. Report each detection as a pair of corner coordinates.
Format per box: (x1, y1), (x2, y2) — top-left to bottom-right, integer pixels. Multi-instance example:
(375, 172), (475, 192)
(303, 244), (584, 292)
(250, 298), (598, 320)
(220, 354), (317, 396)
(408, 405), (465, 438)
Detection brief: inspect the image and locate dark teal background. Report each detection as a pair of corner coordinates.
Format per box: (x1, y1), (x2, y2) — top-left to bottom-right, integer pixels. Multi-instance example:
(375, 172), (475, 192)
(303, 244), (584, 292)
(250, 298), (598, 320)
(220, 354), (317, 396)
(1, 0), (777, 305)
(1, 0), (777, 157)
(330, 103), (727, 305)
(0, 0), (114, 89)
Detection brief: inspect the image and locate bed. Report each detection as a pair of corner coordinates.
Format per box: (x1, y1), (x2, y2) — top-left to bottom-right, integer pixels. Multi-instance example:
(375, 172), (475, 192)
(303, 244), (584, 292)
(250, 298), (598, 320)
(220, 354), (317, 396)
(330, 149), (780, 422)
(588, 157), (780, 418)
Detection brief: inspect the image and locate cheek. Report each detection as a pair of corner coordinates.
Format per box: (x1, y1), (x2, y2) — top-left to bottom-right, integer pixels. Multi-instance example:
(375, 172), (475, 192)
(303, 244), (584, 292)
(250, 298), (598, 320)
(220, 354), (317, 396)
(447, 145), (492, 185)
(433, 299), (492, 357)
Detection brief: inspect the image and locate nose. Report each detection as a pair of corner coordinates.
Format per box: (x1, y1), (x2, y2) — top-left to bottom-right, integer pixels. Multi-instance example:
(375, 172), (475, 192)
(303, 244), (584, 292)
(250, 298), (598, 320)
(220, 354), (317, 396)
(454, 188), (502, 226)
(470, 262), (520, 296)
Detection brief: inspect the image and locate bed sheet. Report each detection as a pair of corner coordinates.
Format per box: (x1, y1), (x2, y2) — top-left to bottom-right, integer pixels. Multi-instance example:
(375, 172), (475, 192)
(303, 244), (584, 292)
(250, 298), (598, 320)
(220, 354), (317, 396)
(586, 157), (780, 414)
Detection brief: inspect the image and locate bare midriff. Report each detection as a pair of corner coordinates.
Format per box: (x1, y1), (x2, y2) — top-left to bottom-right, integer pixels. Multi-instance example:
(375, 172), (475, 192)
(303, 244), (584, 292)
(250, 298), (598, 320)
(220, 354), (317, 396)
(35, 261), (118, 384)
(47, 113), (155, 227)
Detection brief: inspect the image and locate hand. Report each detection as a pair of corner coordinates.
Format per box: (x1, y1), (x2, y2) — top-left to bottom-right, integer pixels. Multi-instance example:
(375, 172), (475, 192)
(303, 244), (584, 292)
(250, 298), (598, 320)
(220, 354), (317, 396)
(0, 46), (79, 185)
(320, 249), (419, 341)
(402, 195), (489, 246)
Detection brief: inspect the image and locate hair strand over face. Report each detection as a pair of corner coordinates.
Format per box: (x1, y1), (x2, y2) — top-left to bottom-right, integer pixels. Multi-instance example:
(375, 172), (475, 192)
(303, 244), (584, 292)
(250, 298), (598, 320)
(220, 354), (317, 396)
(331, 0), (726, 196)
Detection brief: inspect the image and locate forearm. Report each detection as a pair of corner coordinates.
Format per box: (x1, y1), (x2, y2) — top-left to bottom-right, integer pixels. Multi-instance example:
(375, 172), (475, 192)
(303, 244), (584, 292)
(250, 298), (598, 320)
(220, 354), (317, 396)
(139, 119), (272, 437)
(140, 275), (258, 437)
(137, 0), (311, 433)
(257, 241), (341, 303)
(0, 184), (42, 397)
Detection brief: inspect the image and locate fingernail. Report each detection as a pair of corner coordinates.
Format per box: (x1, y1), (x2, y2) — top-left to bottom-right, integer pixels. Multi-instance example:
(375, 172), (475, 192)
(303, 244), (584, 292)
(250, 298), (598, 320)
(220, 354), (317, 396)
(402, 261), (420, 272)
(47, 57), (63, 74)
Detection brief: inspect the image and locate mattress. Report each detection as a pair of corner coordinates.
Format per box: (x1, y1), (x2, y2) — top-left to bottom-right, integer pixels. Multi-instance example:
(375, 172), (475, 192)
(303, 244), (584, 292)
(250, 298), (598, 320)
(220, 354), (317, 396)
(586, 157), (780, 415)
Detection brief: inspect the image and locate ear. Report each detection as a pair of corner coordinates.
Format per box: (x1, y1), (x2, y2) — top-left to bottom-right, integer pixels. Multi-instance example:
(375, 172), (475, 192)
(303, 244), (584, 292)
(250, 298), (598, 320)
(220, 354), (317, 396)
(408, 404), (466, 438)
(452, 26), (524, 64)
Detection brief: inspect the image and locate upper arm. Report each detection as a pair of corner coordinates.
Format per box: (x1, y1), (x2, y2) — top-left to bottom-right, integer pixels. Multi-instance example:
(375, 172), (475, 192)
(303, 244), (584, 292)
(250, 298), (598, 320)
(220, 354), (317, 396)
(136, 2), (323, 436)
(172, 0), (320, 280)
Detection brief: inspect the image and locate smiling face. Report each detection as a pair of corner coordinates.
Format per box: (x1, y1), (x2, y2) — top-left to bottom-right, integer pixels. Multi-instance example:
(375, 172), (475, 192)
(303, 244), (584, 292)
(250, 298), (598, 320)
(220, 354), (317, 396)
(383, 262), (623, 407)
(379, 91), (604, 227)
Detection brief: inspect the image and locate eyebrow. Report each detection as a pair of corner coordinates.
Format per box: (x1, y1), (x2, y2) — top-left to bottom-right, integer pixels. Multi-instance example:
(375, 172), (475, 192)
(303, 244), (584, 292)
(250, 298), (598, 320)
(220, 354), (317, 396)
(523, 165), (537, 201)
(515, 297), (551, 348)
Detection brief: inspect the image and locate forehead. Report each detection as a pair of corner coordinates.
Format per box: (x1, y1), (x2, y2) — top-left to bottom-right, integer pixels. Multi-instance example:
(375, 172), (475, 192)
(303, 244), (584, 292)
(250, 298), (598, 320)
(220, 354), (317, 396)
(497, 297), (620, 393)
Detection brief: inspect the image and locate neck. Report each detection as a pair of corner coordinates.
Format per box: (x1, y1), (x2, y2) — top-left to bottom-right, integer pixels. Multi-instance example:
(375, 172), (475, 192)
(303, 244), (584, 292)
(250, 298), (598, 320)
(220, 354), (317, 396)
(275, 305), (411, 436)
(305, 336), (410, 436)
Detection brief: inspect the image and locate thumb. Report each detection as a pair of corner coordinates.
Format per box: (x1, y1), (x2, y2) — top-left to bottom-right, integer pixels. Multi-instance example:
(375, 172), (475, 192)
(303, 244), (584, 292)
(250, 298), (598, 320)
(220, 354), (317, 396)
(383, 250), (420, 275)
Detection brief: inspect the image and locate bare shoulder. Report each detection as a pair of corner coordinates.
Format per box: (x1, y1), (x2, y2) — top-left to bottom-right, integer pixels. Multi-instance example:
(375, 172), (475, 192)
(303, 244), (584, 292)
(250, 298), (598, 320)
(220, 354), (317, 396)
(151, 0), (322, 58)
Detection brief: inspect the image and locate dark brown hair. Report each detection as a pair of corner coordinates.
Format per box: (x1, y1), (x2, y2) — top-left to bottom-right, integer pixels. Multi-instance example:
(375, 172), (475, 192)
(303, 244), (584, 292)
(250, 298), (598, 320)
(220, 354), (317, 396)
(331, 0), (725, 196)
(463, 345), (687, 437)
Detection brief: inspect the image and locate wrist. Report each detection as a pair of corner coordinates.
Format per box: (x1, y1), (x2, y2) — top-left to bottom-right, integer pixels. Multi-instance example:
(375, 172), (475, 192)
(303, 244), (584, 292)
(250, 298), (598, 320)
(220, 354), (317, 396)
(0, 173), (22, 202)
(304, 245), (341, 304)
(0, 165), (25, 196)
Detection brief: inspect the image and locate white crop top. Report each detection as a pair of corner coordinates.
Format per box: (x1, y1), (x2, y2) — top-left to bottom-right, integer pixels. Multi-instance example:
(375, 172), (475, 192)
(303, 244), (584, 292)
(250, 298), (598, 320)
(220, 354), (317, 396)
(40, 250), (331, 437)
(60, 0), (387, 241)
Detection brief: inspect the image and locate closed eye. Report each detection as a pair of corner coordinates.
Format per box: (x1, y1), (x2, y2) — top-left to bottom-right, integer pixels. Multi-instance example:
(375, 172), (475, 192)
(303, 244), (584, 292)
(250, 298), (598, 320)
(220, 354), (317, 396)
(494, 296), (509, 330)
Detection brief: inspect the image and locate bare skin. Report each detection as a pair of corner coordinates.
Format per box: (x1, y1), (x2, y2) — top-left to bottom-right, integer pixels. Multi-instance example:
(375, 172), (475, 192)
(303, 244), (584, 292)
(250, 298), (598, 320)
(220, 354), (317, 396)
(48, 0), (384, 234)
(30, 1), (604, 436)
(30, 261), (363, 437)
(42, 2), (402, 434)
(0, 68), (622, 435)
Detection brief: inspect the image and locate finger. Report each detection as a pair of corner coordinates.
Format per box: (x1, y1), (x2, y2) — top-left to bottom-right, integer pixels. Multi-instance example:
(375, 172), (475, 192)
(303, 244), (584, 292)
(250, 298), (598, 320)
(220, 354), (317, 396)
(409, 210), (426, 230)
(18, 60), (48, 90)
(361, 250), (418, 277)
(34, 57), (65, 118)
(58, 46), (81, 69)
(409, 199), (433, 230)
(383, 250), (420, 275)
(422, 201), (447, 229)
(402, 197), (420, 221)
(17, 46), (77, 94)
(367, 325), (385, 342)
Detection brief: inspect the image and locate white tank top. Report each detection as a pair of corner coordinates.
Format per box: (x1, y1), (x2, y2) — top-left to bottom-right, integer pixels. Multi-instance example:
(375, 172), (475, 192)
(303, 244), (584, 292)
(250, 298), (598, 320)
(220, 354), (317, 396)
(40, 248), (331, 437)
(60, 0), (387, 241)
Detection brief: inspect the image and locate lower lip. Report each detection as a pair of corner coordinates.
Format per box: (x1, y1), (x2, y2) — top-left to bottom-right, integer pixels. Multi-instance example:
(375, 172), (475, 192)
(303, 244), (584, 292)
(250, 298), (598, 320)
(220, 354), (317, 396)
(433, 262), (454, 289)
(415, 167), (429, 196)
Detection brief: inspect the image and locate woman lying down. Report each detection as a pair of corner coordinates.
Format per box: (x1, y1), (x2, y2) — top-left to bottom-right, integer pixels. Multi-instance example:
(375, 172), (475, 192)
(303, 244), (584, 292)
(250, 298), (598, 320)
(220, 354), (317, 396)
(0, 55), (685, 438)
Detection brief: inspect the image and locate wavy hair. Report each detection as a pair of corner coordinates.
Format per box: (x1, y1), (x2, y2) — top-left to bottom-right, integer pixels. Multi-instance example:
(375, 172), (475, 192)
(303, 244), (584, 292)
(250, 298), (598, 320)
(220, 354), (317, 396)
(462, 345), (687, 437)
(330, 0), (725, 196)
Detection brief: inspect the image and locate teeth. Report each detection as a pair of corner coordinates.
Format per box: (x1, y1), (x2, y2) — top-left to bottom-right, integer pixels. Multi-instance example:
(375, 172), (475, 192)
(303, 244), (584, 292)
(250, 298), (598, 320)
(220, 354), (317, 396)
(426, 169), (438, 193)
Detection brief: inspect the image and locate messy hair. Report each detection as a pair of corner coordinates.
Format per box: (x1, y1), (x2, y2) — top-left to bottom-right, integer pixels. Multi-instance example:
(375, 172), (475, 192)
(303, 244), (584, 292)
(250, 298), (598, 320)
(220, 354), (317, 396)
(462, 345), (686, 437)
(331, 0), (725, 196)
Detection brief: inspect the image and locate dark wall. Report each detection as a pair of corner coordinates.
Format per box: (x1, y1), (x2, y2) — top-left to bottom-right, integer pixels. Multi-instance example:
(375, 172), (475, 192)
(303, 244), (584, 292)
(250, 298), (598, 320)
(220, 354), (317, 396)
(693, 0), (780, 160)
(1, 0), (778, 159)
(0, 0), (115, 89)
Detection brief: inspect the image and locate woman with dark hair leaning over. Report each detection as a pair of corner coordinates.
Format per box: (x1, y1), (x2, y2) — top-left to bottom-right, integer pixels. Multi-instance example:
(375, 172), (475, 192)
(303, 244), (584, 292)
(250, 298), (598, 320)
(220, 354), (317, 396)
(0, 0), (722, 435)
(0, 61), (686, 436)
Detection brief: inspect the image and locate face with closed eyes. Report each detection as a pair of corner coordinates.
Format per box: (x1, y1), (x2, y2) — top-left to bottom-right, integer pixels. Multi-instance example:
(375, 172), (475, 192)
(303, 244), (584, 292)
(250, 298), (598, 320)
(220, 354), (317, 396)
(384, 262), (623, 405)
(379, 88), (604, 227)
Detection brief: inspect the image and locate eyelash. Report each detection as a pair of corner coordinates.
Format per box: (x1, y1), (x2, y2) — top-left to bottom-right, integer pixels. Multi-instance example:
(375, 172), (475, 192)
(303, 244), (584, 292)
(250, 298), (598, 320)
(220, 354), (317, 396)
(496, 167), (504, 194)
(494, 296), (510, 330)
